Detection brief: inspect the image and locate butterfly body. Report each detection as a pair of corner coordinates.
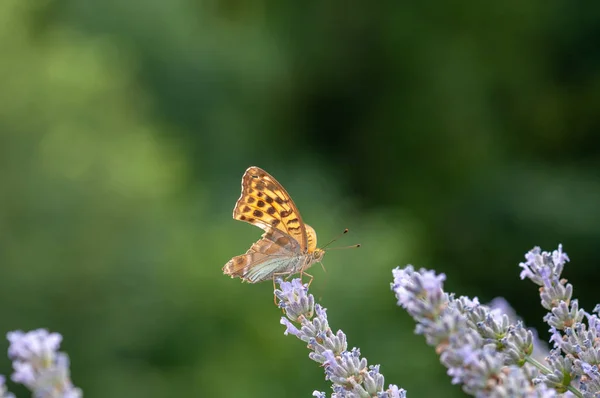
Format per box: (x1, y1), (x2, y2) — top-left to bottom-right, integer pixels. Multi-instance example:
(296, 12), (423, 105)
(223, 166), (324, 283)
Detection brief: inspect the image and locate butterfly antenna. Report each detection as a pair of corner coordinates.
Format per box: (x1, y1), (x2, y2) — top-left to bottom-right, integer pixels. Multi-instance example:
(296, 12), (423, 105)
(321, 228), (350, 250)
(326, 244), (361, 250)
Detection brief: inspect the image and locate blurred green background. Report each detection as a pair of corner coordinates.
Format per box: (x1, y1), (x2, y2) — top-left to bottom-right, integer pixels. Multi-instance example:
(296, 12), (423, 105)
(1, 0), (599, 396)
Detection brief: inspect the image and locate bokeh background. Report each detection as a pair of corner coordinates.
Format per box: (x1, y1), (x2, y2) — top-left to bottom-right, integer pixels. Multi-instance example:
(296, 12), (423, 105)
(1, 0), (599, 396)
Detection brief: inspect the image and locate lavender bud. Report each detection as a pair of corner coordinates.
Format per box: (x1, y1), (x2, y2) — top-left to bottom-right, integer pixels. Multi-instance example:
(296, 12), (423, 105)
(543, 300), (584, 330)
(504, 322), (534, 365)
(542, 350), (574, 392)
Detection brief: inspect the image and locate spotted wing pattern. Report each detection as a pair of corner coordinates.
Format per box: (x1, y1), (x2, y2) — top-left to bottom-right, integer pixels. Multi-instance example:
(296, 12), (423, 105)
(231, 166), (307, 250)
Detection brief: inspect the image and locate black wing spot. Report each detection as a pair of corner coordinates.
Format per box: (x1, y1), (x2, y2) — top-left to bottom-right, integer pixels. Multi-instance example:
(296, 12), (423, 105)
(267, 207), (276, 215)
(247, 197), (256, 204)
(257, 200), (265, 207)
(271, 219), (280, 227)
(275, 197), (284, 204)
(253, 210), (263, 218)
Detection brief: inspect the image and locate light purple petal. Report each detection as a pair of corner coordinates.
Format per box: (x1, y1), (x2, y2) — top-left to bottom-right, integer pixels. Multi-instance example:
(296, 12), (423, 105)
(280, 318), (301, 337)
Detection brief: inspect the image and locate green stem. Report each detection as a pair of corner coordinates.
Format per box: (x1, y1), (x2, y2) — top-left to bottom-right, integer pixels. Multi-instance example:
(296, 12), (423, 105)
(525, 356), (583, 398)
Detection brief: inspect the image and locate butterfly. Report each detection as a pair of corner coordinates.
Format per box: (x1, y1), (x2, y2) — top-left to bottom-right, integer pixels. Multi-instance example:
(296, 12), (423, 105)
(222, 166), (325, 289)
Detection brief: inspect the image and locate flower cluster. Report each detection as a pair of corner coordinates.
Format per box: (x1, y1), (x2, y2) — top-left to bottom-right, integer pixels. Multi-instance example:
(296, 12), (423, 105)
(392, 265), (559, 397)
(275, 278), (406, 398)
(388, 244), (600, 397)
(519, 245), (600, 397)
(4, 329), (81, 398)
(273, 245), (592, 397)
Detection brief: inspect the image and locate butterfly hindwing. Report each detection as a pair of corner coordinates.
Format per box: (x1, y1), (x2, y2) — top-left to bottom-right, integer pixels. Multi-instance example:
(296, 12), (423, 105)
(223, 228), (302, 283)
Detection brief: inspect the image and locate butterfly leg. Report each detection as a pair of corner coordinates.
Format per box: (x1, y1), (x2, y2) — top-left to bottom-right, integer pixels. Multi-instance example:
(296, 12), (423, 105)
(298, 271), (314, 289)
(306, 272), (314, 288)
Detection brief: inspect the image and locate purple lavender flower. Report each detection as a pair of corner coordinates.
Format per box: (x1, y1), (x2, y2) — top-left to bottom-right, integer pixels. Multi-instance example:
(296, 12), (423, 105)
(0, 375), (15, 398)
(392, 265), (558, 397)
(7, 329), (82, 398)
(276, 278), (406, 398)
(520, 245), (600, 396)
(488, 297), (549, 363)
(519, 245), (572, 311)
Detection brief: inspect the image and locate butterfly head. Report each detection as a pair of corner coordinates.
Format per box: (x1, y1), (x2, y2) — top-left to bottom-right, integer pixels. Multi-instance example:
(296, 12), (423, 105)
(305, 223), (326, 261)
(311, 247), (325, 262)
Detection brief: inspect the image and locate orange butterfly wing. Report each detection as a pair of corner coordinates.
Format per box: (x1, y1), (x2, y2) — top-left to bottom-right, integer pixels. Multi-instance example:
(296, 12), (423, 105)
(231, 166), (307, 250)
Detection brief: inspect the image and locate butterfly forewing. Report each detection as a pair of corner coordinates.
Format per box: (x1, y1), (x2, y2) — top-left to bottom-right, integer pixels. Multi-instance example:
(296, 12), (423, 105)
(232, 166), (307, 250)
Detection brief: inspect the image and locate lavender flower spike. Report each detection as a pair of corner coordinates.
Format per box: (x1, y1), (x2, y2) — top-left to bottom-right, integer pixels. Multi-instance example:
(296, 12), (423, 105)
(521, 245), (600, 396)
(7, 329), (82, 398)
(392, 266), (559, 397)
(0, 375), (15, 398)
(275, 278), (406, 398)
